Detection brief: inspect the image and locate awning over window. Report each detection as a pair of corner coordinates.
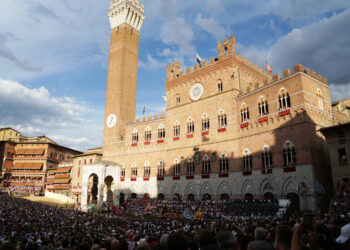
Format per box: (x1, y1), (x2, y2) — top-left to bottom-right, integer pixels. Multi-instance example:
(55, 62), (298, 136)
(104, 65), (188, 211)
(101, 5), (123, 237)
(54, 167), (72, 173)
(12, 163), (43, 170)
(53, 178), (70, 184)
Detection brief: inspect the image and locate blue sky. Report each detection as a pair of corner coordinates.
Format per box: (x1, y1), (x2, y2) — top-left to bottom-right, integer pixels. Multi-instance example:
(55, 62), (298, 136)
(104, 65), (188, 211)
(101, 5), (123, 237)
(0, 0), (350, 151)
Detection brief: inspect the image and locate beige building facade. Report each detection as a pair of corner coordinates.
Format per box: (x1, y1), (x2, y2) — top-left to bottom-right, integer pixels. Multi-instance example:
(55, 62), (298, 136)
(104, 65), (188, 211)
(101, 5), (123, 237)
(320, 122), (350, 189)
(81, 0), (348, 211)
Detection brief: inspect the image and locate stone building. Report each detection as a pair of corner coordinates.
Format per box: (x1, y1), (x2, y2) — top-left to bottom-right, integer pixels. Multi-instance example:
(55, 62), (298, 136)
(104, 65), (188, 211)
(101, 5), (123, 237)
(0, 128), (81, 193)
(81, 0), (347, 211)
(70, 147), (103, 203)
(320, 122), (350, 189)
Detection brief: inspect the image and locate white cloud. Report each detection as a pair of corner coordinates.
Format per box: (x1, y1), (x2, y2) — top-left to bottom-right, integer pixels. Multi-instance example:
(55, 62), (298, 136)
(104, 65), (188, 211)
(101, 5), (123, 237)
(139, 54), (166, 70)
(329, 83), (350, 102)
(160, 18), (195, 60)
(195, 14), (227, 40)
(0, 78), (103, 151)
(237, 10), (350, 90)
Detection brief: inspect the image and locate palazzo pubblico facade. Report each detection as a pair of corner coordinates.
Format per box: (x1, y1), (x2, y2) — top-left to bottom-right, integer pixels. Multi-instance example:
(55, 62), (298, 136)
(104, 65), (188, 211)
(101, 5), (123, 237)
(81, 0), (338, 211)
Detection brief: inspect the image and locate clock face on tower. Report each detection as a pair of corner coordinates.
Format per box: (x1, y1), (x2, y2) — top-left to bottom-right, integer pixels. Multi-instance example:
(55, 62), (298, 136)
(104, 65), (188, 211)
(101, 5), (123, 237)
(189, 83), (204, 101)
(106, 113), (117, 128)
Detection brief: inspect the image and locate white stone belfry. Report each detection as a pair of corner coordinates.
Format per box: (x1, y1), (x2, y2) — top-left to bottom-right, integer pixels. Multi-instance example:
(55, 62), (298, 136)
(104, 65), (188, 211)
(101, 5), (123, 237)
(108, 0), (145, 31)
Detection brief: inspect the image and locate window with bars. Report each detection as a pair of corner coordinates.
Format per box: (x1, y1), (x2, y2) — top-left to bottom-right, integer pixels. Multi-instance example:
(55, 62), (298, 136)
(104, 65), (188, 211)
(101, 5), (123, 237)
(145, 129), (151, 142)
(279, 90), (291, 110)
(202, 156), (211, 174)
(218, 113), (227, 128)
(258, 100), (269, 116)
(187, 158), (195, 175)
(283, 147), (296, 166)
(174, 124), (180, 137)
(158, 126), (165, 139)
(262, 147), (273, 169)
(202, 115), (210, 131)
(173, 161), (180, 176)
(132, 132), (139, 143)
(241, 107), (250, 123)
(158, 161), (165, 177)
(144, 162), (151, 177)
(219, 154), (229, 173)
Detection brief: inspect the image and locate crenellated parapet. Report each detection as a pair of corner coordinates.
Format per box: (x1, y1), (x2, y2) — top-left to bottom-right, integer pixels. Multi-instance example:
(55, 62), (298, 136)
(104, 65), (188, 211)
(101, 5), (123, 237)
(166, 36), (269, 84)
(128, 113), (166, 125)
(238, 64), (329, 96)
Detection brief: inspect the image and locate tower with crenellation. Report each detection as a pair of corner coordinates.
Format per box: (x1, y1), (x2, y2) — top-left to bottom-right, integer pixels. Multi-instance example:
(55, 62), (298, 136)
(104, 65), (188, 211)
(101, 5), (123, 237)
(103, 0), (145, 157)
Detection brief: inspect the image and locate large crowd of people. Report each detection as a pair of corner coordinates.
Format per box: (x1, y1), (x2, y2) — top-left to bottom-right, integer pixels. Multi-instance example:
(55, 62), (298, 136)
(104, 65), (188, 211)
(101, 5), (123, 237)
(0, 188), (350, 250)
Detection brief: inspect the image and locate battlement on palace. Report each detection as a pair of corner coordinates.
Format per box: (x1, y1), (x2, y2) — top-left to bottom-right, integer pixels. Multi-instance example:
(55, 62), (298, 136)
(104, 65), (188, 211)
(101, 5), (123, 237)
(166, 36), (270, 83)
(127, 113), (166, 126)
(165, 36), (328, 96)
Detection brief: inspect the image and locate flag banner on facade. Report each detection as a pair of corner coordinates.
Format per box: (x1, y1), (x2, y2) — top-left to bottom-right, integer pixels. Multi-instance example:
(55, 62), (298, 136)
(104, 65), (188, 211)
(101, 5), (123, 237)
(266, 61), (272, 75)
(196, 53), (203, 65)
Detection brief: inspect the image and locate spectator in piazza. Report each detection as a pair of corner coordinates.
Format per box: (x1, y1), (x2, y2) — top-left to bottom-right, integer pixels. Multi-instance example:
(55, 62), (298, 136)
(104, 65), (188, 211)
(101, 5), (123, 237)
(336, 223), (350, 249)
(275, 225), (293, 250)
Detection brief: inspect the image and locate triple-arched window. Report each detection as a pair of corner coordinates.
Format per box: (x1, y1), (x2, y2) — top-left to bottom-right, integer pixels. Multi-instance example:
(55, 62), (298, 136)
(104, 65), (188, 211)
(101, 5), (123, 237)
(144, 126), (151, 142)
(241, 103), (250, 123)
(218, 109), (227, 128)
(219, 153), (229, 173)
(158, 124), (165, 139)
(202, 155), (211, 174)
(202, 113), (210, 131)
(278, 88), (291, 110)
(262, 145), (272, 169)
(173, 159), (180, 176)
(258, 96), (269, 116)
(173, 121), (180, 137)
(158, 161), (165, 177)
(132, 129), (139, 143)
(187, 157), (195, 175)
(187, 117), (194, 134)
(131, 162), (137, 177)
(283, 141), (296, 166)
(243, 149), (252, 170)
(144, 161), (151, 177)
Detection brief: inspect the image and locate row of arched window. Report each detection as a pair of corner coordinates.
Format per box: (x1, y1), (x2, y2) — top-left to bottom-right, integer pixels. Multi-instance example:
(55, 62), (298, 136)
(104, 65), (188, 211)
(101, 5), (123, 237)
(121, 141), (297, 177)
(132, 111), (227, 143)
(132, 87), (325, 143)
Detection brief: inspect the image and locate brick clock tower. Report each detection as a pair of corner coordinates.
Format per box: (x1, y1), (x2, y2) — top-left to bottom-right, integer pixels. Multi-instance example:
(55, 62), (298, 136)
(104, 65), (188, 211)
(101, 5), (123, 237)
(103, 0), (145, 155)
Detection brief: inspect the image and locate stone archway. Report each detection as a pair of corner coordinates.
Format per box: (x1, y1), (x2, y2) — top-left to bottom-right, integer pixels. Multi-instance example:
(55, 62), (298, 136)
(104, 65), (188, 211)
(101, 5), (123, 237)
(263, 192), (275, 200)
(220, 193), (230, 200)
(188, 193), (195, 201)
(104, 176), (114, 203)
(287, 192), (300, 213)
(203, 193), (211, 200)
(87, 174), (98, 205)
(244, 193), (254, 200)
(119, 193), (125, 205)
(157, 193), (165, 200)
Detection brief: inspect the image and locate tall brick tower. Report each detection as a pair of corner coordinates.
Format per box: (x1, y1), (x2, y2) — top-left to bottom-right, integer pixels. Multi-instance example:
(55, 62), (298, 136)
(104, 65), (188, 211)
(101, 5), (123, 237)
(103, 0), (145, 155)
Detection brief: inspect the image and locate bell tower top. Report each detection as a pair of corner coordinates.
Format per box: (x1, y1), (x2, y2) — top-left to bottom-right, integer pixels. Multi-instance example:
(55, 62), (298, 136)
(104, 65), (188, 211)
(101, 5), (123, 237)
(108, 0), (145, 31)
